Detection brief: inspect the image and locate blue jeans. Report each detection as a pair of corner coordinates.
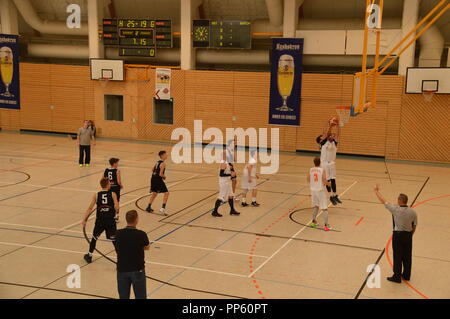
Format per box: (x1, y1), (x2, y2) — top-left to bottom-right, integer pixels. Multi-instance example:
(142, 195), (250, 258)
(117, 270), (147, 299)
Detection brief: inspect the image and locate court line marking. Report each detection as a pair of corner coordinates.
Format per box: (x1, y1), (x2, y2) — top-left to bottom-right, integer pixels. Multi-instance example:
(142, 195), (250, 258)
(0, 181), (141, 196)
(0, 281), (112, 299)
(0, 241), (247, 279)
(0, 170), (103, 202)
(354, 176), (430, 299)
(382, 193), (450, 299)
(0, 174), (199, 260)
(247, 180), (358, 278)
(0, 222), (268, 258)
(62, 174), (202, 231)
(355, 217), (364, 226)
(147, 185), (305, 297)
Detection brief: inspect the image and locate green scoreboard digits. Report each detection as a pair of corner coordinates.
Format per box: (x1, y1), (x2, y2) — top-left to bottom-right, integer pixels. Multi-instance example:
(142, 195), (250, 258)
(102, 18), (172, 57)
(193, 20), (251, 49)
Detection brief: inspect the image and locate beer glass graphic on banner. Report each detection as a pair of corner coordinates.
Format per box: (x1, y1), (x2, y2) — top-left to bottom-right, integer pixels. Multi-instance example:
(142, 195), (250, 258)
(0, 47), (14, 97)
(276, 54), (294, 111)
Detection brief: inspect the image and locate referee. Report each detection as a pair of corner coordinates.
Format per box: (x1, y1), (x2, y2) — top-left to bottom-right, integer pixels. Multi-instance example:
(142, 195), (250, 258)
(115, 210), (149, 299)
(374, 184), (418, 283)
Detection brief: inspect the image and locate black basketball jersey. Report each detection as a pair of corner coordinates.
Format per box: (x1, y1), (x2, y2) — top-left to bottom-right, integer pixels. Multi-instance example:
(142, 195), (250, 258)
(104, 168), (118, 186)
(152, 160), (165, 179)
(96, 190), (115, 219)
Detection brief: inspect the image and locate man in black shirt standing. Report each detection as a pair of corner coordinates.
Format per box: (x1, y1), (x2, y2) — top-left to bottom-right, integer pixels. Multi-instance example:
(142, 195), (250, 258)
(115, 210), (150, 299)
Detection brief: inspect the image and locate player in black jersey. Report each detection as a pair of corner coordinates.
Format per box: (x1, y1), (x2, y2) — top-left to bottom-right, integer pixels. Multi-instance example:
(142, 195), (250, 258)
(82, 177), (119, 263)
(146, 150), (169, 215)
(104, 158), (123, 222)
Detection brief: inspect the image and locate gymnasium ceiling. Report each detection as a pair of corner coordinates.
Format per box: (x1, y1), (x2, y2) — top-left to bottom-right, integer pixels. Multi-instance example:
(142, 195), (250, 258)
(16, 0), (450, 45)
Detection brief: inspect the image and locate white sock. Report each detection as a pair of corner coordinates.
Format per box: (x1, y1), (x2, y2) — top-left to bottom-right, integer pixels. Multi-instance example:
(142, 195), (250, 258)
(252, 197), (257, 202)
(88, 252), (93, 257)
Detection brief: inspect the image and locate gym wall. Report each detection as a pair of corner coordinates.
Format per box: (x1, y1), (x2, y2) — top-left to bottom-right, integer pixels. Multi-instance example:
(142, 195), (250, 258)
(1, 63), (449, 163)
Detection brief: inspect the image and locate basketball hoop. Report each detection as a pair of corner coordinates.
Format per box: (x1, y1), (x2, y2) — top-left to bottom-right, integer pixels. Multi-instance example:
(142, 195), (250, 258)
(335, 106), (351, 126)
(422, 90), (436, 102)
(99, 77), (110, 88)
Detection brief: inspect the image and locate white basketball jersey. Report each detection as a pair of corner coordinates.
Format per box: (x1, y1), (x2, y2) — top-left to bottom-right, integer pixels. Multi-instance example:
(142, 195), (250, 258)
(320, 140), (337, 163)
(309, 167), (325, 191)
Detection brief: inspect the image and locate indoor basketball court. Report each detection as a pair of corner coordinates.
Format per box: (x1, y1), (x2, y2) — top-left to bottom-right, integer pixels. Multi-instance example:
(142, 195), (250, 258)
(0, 0), (449, 301)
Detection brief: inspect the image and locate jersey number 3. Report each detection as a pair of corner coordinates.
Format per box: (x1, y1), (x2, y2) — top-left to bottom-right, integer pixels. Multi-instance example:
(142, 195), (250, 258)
(313, 174), (319, 182)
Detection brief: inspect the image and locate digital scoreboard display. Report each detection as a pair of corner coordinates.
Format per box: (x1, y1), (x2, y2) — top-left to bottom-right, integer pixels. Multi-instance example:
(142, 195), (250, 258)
(102, 18), (172, 57)
(193, 20), (251, 49)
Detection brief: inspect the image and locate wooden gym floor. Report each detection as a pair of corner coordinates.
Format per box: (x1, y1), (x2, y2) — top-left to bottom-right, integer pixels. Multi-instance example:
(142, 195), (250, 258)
(0, 131), (449, 299)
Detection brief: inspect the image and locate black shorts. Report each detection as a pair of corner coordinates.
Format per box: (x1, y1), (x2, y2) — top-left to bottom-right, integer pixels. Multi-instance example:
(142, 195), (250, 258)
(150, 177), (168, 193)
(93, 218), (117, 240)
(110, 185), (121, 202)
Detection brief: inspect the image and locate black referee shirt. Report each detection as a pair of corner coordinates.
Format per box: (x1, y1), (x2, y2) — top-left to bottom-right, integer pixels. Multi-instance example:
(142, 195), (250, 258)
(115, 226), (149, 272)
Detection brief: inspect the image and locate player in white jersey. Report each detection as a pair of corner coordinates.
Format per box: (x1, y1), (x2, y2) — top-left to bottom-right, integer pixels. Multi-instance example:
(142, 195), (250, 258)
(316, 123), (342, 206)
(241, 152), (260, 207)
(211, 151), (240, 217)
(307, 157), (332, 231)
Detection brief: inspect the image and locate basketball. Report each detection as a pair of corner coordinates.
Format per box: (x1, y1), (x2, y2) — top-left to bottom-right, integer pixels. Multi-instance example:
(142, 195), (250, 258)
(329, 117), (339, 126)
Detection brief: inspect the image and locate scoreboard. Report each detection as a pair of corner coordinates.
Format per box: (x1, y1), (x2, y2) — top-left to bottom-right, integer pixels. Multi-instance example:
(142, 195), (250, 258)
(102, 18), (172, 57)
(193, 20), (251, 49)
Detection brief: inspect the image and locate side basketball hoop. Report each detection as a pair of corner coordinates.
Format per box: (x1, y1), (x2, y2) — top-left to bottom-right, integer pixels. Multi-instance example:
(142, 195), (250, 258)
(422, 90), (436, 102)
(335, 106), (351, 126)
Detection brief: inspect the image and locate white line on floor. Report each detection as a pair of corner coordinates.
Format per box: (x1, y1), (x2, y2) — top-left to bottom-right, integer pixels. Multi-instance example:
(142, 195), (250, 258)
(0, 222), (268, 258)
(60, 174), (202, 231)
(0, 181), (141, 196)
(247, 180), (358, 278)
(0, 241), (247, 278)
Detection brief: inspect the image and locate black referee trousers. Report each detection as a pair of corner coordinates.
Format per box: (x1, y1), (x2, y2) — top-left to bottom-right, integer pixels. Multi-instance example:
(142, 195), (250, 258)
(392, 231), (413, 280)
(79, 145), (91, 164)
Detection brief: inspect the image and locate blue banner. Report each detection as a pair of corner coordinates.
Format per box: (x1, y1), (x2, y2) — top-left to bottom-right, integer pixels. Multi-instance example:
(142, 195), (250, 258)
(269, 38), (303, 126)
(0, 34), (20, 110)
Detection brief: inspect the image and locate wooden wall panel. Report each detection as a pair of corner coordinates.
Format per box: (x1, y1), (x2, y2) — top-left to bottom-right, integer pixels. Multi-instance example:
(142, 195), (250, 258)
(5, 63), (449, 164)
(398, 94), (450, 163)
(1, 63), (95, 133)
(20, 85), (52, 131)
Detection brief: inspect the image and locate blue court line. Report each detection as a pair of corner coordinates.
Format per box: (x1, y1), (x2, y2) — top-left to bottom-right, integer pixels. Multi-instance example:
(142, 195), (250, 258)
(0, 227), (110, 242)
(148, 186), (306, 297)
(0, 170), (102, 202)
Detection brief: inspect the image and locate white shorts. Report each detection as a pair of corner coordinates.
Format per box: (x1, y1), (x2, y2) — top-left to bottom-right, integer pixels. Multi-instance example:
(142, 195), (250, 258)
(241, 177), (257, 190)
(322, 162), (336, 180)
(218, 179), (234, 201)
(311, 190), (328, 210)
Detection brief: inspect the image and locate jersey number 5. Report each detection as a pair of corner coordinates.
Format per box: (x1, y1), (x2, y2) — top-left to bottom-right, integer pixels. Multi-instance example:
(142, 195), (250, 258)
(101, 193), (108, 204)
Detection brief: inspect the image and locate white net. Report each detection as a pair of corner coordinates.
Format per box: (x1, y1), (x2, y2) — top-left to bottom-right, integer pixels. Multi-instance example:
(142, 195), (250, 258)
(336, 106), (351, 126)
(99, 78), (110, 88)
(422, 90), (435, 102)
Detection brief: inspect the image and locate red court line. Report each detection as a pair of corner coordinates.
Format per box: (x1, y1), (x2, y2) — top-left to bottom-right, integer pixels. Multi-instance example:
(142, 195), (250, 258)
(355, 217), (364, 226)
(248, 197), (309, 299)
(384, 193), (450, 299)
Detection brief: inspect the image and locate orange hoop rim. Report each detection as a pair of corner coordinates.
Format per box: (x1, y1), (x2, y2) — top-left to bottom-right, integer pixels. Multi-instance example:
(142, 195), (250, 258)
(336, 106), (351, 110)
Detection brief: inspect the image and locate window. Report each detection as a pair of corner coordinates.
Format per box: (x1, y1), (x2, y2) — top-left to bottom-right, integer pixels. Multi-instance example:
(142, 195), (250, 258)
(153, 98), (174, 124)
(104, 95), (124, 121)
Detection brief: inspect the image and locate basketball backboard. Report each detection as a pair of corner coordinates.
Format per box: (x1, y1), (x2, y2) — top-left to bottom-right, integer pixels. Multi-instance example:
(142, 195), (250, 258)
(351, 72), (370, 115)
(405, 67), (450, 94)
(90, 59), (124, 81)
